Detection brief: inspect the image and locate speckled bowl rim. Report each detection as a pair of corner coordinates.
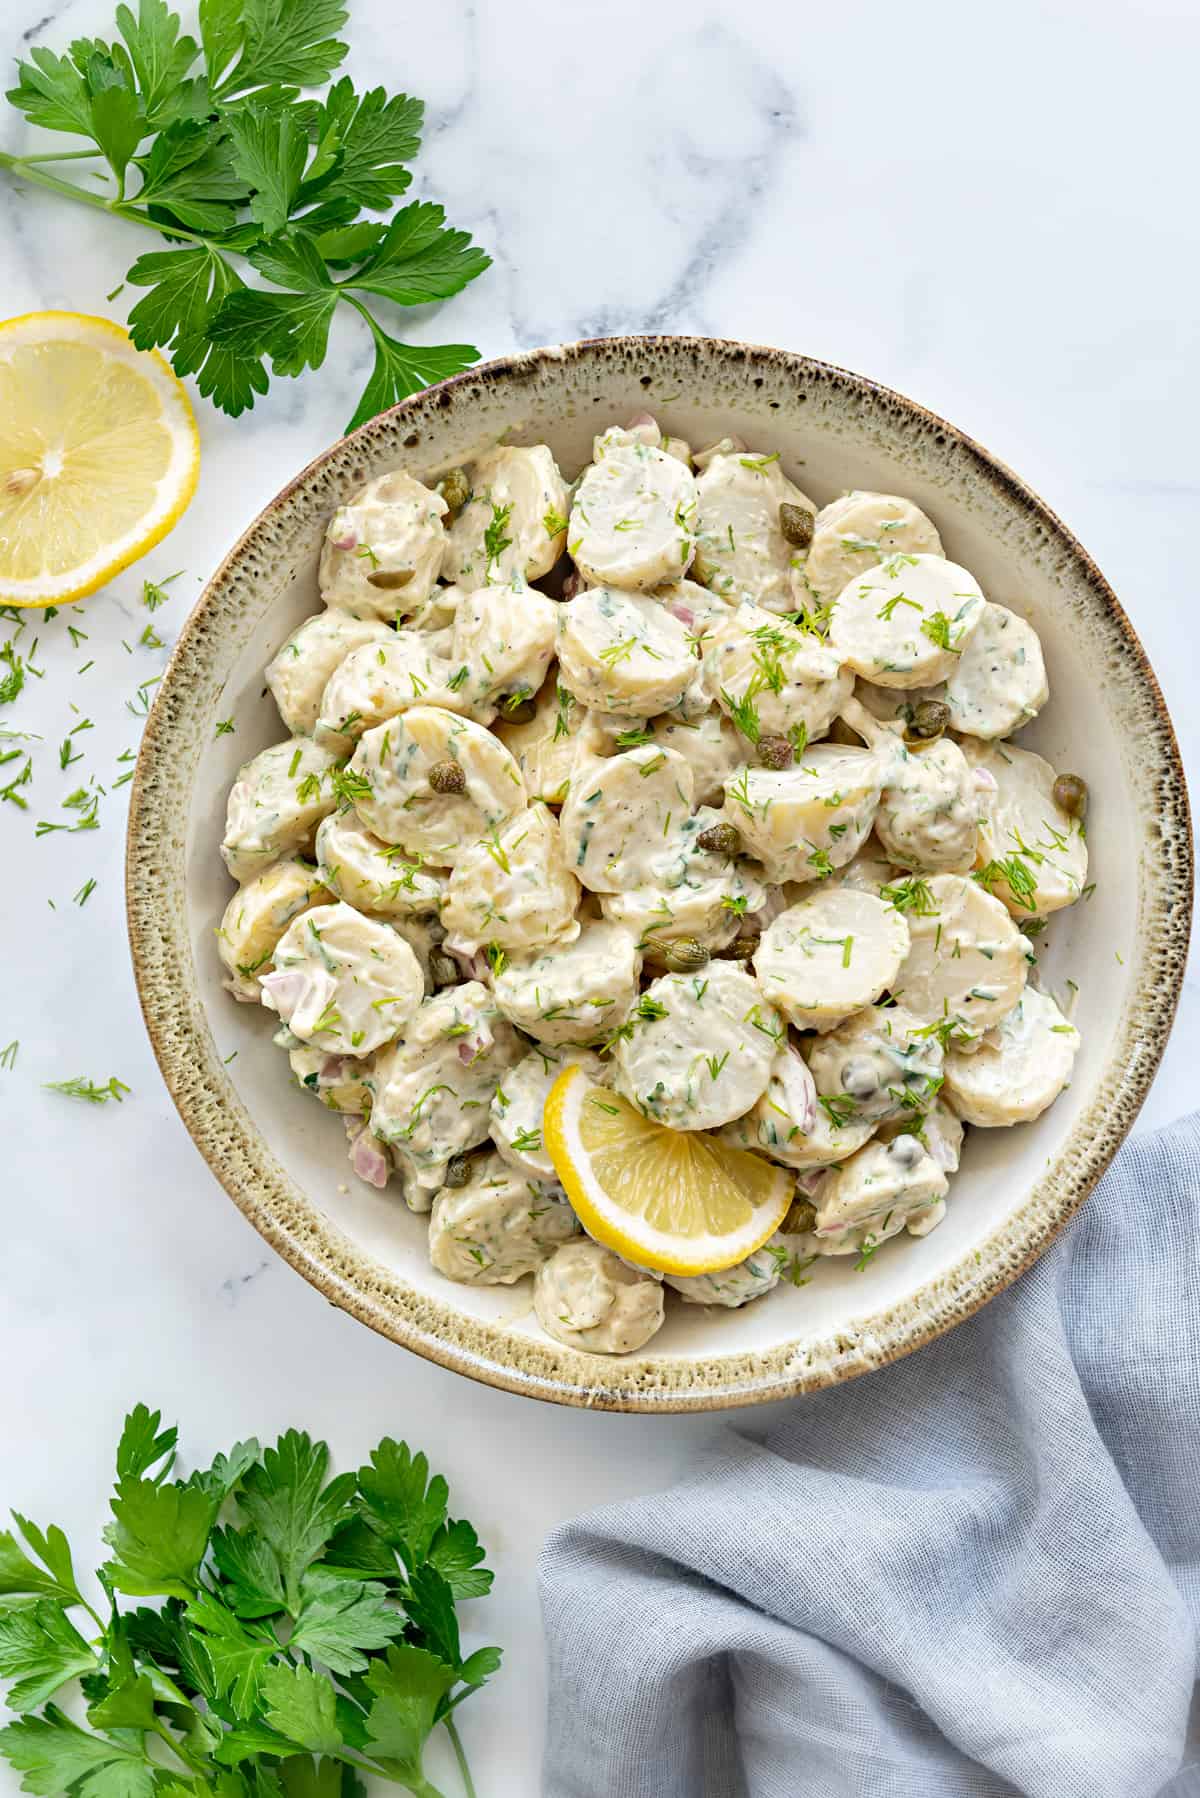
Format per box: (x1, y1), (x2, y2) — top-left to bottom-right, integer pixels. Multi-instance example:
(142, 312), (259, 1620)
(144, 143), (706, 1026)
(126, 334), (1193, 1413)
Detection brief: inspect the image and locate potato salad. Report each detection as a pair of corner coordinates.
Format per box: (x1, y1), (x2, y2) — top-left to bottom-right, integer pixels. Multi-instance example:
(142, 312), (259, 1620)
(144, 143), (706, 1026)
(218, 416), (1089, 1356)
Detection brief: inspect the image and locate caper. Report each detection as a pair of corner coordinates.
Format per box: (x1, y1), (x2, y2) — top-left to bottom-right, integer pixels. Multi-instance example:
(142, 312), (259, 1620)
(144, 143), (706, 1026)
(757, 733), (793, 770)
(366, 567), (414, 591)
(888, 1133), (923, 1169)
(717, 931), (760, 963)
(783, 1197), (817, 1234)
(428, 759), (466, 795)
(499, 691), (537, 724)
(663, 937), (710, 972)
(439, 467), (470, 513)
(840, 1056), (879, 1098)
(1052, 772), (1088, 818)
(778, 502), (815, 549)
(697, 822), (741, 857)
(444, 1154), (474, 1188)
(906, 698), (952, 742)
(430, 951), (459, 988)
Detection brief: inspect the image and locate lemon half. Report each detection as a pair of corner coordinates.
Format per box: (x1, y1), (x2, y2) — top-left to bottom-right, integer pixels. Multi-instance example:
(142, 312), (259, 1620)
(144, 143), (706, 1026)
(544, 1066), (791, 1276)
(0, 312), (199, 607)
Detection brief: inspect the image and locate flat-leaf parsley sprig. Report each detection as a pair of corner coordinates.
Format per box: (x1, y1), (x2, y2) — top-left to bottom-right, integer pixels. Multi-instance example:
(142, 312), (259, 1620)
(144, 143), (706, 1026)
(0, 1405), (501, 1798)
(0, 0), (491, 429)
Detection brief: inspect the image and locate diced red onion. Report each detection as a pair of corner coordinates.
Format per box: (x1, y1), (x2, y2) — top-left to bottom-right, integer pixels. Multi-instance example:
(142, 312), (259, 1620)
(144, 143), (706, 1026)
(259, 970), (306, 1015)
(351, 1133), (390, 1188)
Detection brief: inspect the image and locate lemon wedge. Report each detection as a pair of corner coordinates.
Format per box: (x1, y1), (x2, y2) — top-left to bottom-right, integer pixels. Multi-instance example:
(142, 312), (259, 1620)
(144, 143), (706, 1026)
(544, 1065), (792, 1276)
(0, 312), (199, 608)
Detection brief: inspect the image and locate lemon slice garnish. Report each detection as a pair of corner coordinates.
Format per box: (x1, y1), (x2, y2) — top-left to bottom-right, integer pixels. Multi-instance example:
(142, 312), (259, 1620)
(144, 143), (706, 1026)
(0, 312), (199, 607)
(544, 1065), (791, 1276)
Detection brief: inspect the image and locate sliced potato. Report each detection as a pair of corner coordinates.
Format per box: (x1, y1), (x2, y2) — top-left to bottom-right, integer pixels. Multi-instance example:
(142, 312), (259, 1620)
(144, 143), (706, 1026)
(943, 986), (1079, 1125)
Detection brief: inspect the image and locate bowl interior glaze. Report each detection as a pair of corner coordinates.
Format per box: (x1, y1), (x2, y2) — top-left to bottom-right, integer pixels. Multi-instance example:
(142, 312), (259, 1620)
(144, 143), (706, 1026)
(126, 337), (1192, 1412)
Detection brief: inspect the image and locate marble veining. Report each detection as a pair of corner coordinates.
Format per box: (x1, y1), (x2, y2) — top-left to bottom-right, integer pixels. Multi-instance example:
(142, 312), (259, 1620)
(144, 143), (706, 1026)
(1, 0), (1197, 1789)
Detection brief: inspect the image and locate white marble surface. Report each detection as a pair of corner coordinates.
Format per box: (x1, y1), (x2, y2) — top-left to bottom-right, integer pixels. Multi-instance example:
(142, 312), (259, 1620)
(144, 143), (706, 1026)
(1, 0), (1197, 1790)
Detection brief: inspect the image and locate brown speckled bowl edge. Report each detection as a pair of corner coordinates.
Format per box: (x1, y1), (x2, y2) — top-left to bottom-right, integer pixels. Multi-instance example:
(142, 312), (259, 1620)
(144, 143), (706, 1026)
(125, 335), (1194, 1413)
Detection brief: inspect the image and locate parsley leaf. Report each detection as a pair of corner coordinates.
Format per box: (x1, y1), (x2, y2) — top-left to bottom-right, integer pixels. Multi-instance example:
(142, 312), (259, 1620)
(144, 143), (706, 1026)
(299, 76), (421, 210)
(355, 1439), (448, 1569)
(115, 1402), (178, 1482)
(259, 1660), (342, 1753)
(342, 200), (492, 307)
(0, 1604), (96, 1712)
(126, 245), (269, 416)
(2, 2), (489, 427)
(362, 1643), (457, 1778)
(114, 0), (206, 129)
(288, 1569), (406, 1675)
(102, 1477), (217, 1599)
(0, 1406), (501, 1798)
(225, 103), (309, 235)
(0, 1705), (156, 1798)
(203, 0), (349, 99)
(0, 1517), (84, 1608)
(428, 1517), (494, 1600)
(345, 320), (481, 433)
(236, 1430), (355, 1611)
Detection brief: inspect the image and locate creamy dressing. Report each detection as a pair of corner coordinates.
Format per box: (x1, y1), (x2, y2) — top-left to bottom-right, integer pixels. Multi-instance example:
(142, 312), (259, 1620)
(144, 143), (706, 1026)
(490, 1046), (607, 1181)
(368, 981), (524, 1205)
(800, 491), (944, 609)
(706, 602), (854, 749)
(315, 811), (446, 919)
(533, 1239), (665, 1354)
(320, 471), (449, 618)
(348, 707), (527, 863)
(692, 450), (818, 612)
(427, 1150), (579, 1284)
(491, 920), (643, 1046)
(755, 889), (910, 1031)
(943, 986), (1079, 1125)
(267, 612), (394, 736)
(807, 1136), (949, 1255)
(612, 962), (782, 1132)
(221, 739), (342, 883)
(442, 802), (581, 956)
(943, 602), (1048, 738)
(494, 674), (587, 804)
(805, 1004), (945, 1129)
(568, 431), (698, 591)
(891, 873), (1031, 1044)
(556, 587), (696, 716)
(872, 735), (984, 873)
(259, 900), (425, 1056)
(960, 738), (1088, 915)
(559, 742), (694, 892)
(449, 582), (558, 718)
(722, 744), (882, 885)
(314, 631), (464, 751)
(220, 418), (1092, 1349)
(442, 445), (570, 589)
(829, 554), (986, 688)
(665, 1232), (789, 1307)
(217, 857), (331, 1000)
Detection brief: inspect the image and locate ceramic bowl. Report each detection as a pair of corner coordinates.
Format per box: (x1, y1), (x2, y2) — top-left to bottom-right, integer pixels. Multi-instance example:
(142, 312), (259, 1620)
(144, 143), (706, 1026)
(126, 336), (1192, 1412)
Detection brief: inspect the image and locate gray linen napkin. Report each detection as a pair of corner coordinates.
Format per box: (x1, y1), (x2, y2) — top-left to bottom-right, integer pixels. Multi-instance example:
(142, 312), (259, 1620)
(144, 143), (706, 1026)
(539, 1112), (1200, 1798)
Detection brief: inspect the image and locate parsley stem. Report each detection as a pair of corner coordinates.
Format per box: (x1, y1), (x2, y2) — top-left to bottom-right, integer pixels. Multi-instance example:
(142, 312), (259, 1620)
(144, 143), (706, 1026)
(0, 152), (208, 248)
(9, 149), (108, 163)
(445, 1716), (477, 1798)
(148, 1717), (206, 1777)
